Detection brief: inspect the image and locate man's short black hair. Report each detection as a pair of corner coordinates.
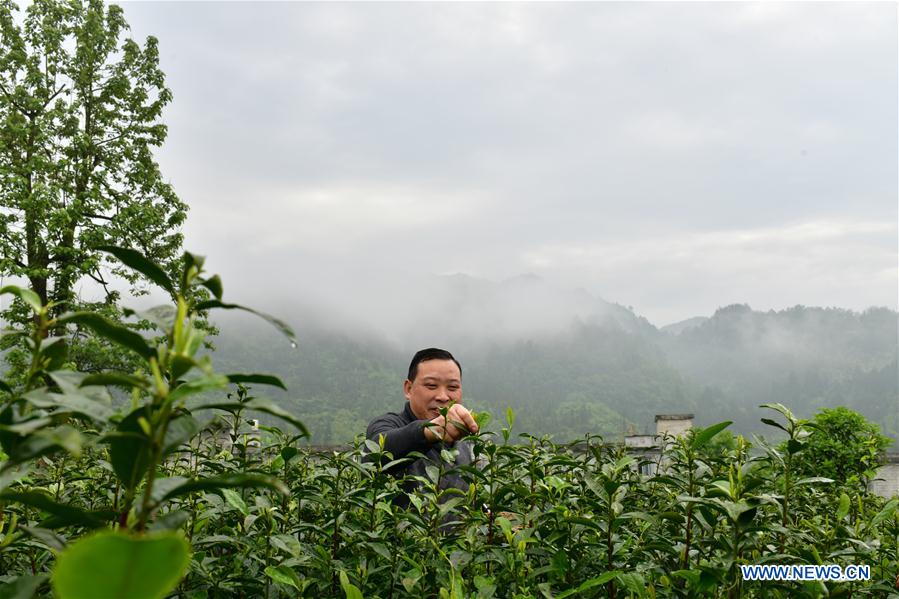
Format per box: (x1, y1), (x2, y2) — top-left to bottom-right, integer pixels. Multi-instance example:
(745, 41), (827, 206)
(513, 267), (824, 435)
(407, 348), (462, 382)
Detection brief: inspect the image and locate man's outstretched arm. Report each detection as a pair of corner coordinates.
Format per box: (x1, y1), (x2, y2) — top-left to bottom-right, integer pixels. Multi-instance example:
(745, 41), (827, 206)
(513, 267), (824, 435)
(366, 413), (432, 460)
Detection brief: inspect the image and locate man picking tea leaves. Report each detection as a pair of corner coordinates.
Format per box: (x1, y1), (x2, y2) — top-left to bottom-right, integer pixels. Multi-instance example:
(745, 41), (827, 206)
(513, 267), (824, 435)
(365, 348), (479, 509)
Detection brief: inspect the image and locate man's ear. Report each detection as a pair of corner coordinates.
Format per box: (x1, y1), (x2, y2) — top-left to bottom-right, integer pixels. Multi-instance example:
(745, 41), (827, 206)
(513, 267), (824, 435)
(403, 379), (413, 401)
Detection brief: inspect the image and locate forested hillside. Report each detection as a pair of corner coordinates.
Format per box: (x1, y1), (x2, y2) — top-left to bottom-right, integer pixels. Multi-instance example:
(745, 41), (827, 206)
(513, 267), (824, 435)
(661, 304), (897, 439)
(210, 278), (897, 445)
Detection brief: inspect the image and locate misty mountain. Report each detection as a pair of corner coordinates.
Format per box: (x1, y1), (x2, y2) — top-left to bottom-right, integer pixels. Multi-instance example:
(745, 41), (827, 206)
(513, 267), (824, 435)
(209, 275), (897, 445)
(280, 271), (657, 350)
(661, 316), (709, 335)
(659, 303), (898, 438)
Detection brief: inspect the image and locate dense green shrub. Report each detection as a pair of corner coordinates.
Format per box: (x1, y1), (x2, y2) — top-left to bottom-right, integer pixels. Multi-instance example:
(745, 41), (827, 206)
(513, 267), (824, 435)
(786, 406), (892, 489)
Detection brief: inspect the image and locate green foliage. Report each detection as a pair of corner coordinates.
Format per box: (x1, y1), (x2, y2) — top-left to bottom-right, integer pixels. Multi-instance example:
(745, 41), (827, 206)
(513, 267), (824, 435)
(52, 531), (189, 599)
(0, 248), (897, 598)
(787, 406), (893, 489)
(0, 0), (188, 383)
(2, 391), (898, 597)
(0, 247), (303, 597)
(0, 0), (186, 306)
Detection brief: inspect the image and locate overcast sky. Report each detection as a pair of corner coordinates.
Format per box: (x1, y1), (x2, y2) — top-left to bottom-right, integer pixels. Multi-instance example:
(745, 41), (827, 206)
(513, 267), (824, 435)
(120, 1), (897, 329)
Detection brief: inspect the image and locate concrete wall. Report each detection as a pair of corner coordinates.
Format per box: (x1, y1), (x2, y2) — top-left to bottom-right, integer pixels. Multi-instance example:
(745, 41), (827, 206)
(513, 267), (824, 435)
(655, 414), (694, 437)
(625, 435), (656, 449)
(869, 455), (899, 498)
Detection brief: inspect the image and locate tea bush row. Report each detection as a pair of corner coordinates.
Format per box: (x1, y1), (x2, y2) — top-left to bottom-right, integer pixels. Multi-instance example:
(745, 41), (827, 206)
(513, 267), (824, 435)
(0, 249), (896, 598)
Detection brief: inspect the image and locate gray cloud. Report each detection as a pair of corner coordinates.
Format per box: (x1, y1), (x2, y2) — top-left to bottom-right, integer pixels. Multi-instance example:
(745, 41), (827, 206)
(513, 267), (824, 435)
(117, 1), (897, 328)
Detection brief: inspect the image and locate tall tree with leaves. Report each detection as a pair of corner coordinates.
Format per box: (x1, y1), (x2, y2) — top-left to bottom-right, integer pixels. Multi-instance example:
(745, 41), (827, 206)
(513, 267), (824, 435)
(0, 0), (185, 311)
(0, 0), (186, 373)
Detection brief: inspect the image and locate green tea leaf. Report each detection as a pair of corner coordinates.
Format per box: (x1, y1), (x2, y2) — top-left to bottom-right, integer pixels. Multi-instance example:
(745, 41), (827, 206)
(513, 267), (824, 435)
(786, 438), (805, 455)
(79, 373), (149, 390)
(47, 371), (98, 395)
(52, 531), (189, 599)
(148, 510), (190, 533)
(472, 410), (491, 430)
(147, 477), (189, 508)
(364, 439), (381, 455)
(0, 575), (48, 599)
(153, 473), (289, 505)
(401, 577), (417, 593)
(200, 275), (223, 300)
(0, 285), (43, 314)
(193, 300), (296, 346)
(556, 571), (620, 598)
(616, 572), (646, 596)
(760, 403), (794, 420)
(0, 466), (30, 493)
(168, 374), (229, 404)
(107, 408), (152, 492)
(20, 526), (67, 551)
(339, 571), (363, 599)
(265, 565), (302, 590)
(56, 312), (154, 360)
(760, 418), (790, 434)
(871, 498), (898, 527)
(368, 542), (391, 560)
(98, 246), (176, 295)
(1, 426), (83, 471)
(473, 575), (496, 598)
(22, 388), (114, 423)
(836, 492), (851, 521)
(710, 480), (732, 496)
(170, 355), (198, 381)
(0, 492), (109, 529)
(671, 570), (701, 587)
(181, 252), (206, 289)
(692, 421), (732, 449)
(270, 534), (303, 559)
(220, 488), (249, 516)
(225, 373), (288, 391)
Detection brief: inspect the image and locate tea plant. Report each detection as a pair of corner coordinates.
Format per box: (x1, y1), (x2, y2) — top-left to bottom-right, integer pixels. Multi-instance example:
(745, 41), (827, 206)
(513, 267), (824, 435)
(1, 247), (303, 598)
(0, 249), (897, 599)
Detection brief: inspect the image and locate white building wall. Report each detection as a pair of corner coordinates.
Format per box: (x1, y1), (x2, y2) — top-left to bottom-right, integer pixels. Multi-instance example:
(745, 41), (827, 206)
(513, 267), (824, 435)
(655, 415), (694, 437)
(869, 457), (899, 498)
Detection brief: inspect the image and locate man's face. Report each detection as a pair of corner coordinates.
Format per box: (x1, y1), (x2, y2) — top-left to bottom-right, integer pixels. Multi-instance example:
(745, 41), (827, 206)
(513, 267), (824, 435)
(404, 359), (462, 420)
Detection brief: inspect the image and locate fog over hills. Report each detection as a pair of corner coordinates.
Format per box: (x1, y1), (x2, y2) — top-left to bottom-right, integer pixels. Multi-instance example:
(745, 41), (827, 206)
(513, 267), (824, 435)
(209, 274), (897, 445)
(661, 317), (709, 336)
(263, 271), (655, 349)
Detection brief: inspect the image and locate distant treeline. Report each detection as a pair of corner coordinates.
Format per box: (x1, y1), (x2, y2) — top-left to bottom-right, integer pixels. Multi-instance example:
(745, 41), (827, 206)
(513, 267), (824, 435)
(211, 304), (897, 445)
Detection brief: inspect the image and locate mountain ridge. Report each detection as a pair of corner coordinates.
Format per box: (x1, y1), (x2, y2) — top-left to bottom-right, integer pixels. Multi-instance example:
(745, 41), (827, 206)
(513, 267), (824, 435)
(209, 274), (897, 444)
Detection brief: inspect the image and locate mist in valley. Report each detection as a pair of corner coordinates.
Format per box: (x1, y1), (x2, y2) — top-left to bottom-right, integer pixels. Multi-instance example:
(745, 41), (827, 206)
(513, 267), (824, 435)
(207, 272), (898, 446)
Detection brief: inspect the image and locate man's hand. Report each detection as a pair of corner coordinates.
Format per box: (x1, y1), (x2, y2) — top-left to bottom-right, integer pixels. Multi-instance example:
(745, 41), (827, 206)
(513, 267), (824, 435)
(423, 404), (479, 443)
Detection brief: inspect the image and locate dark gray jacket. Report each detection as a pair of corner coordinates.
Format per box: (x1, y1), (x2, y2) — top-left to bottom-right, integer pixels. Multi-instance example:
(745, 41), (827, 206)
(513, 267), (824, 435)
(365, 402), (474, 509)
